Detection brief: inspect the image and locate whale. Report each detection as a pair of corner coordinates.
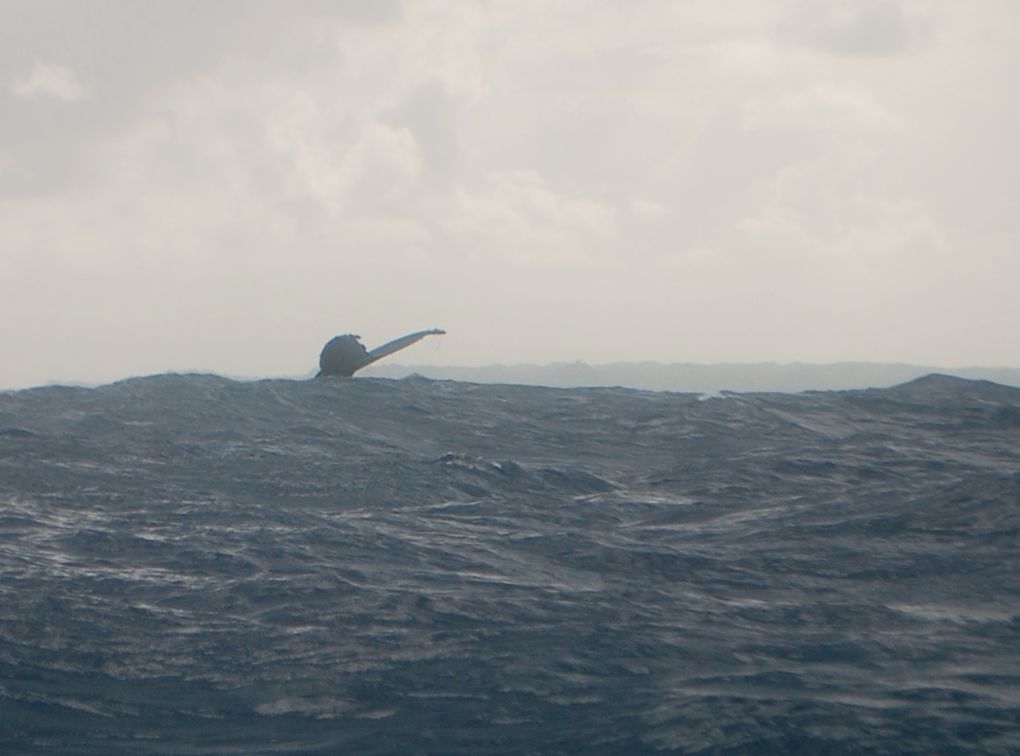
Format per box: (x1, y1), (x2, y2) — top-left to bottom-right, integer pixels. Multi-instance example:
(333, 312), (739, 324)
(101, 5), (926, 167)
(316, 328), (445, 377)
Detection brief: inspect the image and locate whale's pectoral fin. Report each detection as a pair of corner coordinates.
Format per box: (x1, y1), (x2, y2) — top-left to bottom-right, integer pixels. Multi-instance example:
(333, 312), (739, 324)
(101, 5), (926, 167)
(356, 329), (446, 373)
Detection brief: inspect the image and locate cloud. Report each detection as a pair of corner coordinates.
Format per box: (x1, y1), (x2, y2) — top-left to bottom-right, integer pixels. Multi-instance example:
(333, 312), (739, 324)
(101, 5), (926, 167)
(2, 1), (1020, 385)
(724, 143), (956, 314)
(741, 86), (904, 134)
(266, 95), (424, 216)
(10, 62), (89, 101)
(777, 0), (929, 56)
(630, 197), (666, 219)
(448, 170), (618, 267)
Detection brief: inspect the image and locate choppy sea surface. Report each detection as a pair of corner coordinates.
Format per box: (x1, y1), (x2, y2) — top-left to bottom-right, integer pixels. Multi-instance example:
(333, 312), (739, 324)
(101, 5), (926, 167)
(1, 373), (1018, 754)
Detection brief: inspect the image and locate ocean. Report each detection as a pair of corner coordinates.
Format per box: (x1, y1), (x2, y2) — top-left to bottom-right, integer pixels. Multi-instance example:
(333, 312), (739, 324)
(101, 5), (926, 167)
(1, 373), (1018, 754)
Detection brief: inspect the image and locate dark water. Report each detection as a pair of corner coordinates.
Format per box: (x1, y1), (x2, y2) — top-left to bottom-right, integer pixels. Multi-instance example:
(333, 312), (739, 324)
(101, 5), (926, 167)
(1, 373), (1018, 754)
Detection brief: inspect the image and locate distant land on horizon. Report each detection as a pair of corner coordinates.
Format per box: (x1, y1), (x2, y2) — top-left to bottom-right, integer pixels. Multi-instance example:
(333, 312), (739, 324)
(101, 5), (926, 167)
(361, 361), (1020, 394)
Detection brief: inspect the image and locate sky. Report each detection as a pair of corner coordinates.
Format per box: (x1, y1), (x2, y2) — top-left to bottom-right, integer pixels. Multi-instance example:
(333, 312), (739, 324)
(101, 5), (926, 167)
(2, 0), (1018, 388)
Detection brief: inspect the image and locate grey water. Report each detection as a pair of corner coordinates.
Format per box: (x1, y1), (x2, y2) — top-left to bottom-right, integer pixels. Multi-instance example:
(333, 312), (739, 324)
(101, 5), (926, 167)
(1, 374), (1018, 754)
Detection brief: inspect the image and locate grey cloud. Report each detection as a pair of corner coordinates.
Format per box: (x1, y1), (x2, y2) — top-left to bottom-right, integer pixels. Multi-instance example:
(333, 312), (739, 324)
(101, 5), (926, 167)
(385, 80), (461, 184)
(10, 62), (89, 101)
(0, 1), (255, 194)
(777, 0), (928, 56)
(663, 110), (821, 244)
(0, 0), (403, 195)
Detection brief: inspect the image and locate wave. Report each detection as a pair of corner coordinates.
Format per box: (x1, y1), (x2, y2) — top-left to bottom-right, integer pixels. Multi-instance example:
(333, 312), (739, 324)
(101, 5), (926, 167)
(1, 374), (1018, 753)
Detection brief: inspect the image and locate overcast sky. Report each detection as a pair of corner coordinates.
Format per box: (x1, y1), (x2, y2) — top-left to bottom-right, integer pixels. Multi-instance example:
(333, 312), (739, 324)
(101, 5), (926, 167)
(2, 0), (1018, 388)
